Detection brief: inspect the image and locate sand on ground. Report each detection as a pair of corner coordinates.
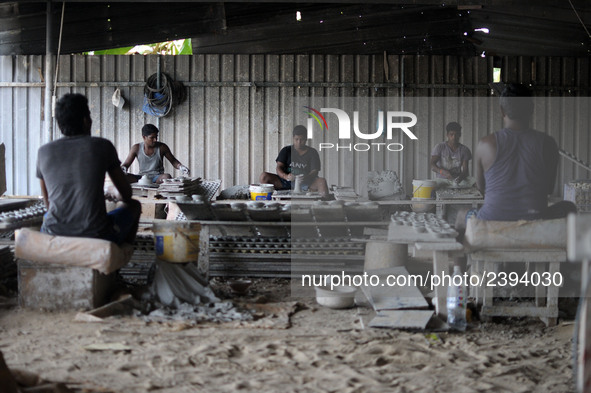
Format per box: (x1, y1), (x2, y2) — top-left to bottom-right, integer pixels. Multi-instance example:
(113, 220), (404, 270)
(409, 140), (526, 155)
(0, 279), (576, 393)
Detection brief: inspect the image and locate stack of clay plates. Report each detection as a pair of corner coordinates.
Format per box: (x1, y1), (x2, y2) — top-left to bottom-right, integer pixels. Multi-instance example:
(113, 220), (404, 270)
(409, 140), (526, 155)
(332, 186), (359, 201)
(158, 177), (202, 199)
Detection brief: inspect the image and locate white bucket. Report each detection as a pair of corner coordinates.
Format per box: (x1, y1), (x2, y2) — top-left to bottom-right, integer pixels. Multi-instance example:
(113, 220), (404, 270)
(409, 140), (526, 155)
(249, 183), (274, 201)
(153, 220), (201, 263)
(412, 179), (436, 199)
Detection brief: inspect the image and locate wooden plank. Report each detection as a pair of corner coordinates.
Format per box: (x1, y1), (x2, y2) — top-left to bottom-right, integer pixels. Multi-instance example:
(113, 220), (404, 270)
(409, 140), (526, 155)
(205, 54), (221, 181)
(324, 54), (339, 189)
(27, 55), (43, 195)
(115, 55), (131, 161)
(174, 55), (191, 178)
(415, 242), (463, 251)
(364, 266), (429, 311)
(481, 305), (558, 318)
(13, 55), (28, 195)
(0, 56), (13, 195)
(470, 249), (566, 263)
(368, 310), (433, 330)
(250, 54), (265, 184)
(235, 54), (251, 184)
(190, 55), (206, 180)
(279, 54), (295, 179)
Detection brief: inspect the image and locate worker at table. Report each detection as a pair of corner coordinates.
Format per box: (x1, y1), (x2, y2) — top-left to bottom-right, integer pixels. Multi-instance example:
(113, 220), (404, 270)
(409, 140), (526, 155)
(431, 121), (472, 184)
(36, 93), (141, 245)
(457, 83), (576, 228)
(259, 125), (329, 197)
(121, 124), (190, 184)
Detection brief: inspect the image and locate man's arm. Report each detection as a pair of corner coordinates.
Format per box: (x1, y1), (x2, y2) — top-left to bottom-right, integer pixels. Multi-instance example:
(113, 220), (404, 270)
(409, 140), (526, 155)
(121, 144), (139, 171)
(430, 155), (452, 179)
(107, 166), (133, 203)
(304, 169), (319, 184)
(276, 162), (292, 181)
(475, 134), (496, 194)
(39, 179), (49, 208)
(160, 143), (189, 174)
(457, 159), (470, 182)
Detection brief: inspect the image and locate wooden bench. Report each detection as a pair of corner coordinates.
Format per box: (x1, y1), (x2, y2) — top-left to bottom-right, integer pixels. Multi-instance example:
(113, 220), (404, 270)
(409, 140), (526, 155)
(469, 248), (565, 327)
(465, 217), (567, 327)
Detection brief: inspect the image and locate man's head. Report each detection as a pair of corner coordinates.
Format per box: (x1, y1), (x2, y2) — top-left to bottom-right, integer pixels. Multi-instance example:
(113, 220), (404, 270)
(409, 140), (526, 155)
(445, 122), (462, 145)
(292, 125), (308, 150)
(500, 83), (534, 122)
(55, 93), (91, 136)
(142, 124), (159, 147)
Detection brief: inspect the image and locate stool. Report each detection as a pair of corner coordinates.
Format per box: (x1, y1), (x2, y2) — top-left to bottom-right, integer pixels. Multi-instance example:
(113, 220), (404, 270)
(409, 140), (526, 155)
(15, 228), (134, 310)
(18, 260), (117, 310)
(469, 248), (566, 327)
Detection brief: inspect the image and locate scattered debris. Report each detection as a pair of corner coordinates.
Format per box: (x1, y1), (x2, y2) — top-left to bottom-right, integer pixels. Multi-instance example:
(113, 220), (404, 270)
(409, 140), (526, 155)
(143, 301), (253, 324)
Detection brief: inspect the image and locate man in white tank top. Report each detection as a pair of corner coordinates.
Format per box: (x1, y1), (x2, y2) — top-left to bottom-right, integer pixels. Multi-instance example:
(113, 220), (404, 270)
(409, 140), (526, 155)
(121, 124), (190, 184)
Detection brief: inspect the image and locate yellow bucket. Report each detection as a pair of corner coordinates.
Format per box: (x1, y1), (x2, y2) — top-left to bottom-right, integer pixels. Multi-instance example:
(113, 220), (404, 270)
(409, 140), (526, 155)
(412, 180), (436, 199)
(249, 183), (274, 201)
(153, 220), (201, 263)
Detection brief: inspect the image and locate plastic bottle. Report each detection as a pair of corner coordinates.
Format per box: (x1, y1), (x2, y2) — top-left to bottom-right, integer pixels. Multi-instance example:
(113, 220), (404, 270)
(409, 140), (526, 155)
(447, 265), (467, 331)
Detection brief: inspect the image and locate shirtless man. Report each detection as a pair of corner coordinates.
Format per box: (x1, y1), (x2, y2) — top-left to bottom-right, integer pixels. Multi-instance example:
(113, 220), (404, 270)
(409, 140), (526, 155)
(456, 83), (575, 231)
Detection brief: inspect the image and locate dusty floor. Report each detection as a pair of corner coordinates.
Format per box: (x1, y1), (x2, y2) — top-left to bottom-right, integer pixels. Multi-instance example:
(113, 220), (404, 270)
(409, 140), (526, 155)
(0, 279), (577, 393)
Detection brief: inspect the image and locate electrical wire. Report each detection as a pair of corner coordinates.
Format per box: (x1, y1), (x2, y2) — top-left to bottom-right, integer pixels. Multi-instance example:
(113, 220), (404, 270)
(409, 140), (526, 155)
(144, 73), (173, 117)
(144, 73), (186, 117)
(568, 0), (591, 39)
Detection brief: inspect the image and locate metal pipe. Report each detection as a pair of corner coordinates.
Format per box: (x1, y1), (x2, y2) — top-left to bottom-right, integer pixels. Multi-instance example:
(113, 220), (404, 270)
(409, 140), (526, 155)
(2, 81), (589, 91)
(156, 55), (161, 129)
(43, 0), (54, 144)
(400, 55), (405, 191)
(560, 149), (591, 173)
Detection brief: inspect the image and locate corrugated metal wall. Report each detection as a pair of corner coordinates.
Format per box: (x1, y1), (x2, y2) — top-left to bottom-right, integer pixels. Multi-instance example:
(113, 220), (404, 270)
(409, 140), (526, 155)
(1, 54), (590, 197)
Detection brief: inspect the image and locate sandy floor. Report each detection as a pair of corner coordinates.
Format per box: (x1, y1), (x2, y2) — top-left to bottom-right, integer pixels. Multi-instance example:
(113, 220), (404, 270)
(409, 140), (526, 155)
(0, 279), (577, 393)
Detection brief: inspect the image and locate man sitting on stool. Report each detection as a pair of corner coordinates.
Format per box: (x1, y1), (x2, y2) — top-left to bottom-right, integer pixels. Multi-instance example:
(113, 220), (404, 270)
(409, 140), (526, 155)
(37, 93), (141, 245)
(121, 124), (190, 184)
(260, 125), (328, 197)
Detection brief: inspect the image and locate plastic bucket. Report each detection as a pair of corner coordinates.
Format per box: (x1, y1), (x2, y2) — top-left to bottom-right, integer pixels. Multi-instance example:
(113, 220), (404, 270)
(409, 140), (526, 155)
(249, 183), (274, 201)
(412, 179), (436, 199)
(153, 220), (201, 263)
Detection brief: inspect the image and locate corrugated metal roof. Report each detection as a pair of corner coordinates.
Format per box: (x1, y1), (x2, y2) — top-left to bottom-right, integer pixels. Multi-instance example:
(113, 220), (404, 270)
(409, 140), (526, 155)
(0, 2), (589, 56)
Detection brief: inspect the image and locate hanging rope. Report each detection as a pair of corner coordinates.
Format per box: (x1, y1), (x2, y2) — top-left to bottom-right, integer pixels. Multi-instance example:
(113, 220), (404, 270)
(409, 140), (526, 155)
(143, 73), (186, 117)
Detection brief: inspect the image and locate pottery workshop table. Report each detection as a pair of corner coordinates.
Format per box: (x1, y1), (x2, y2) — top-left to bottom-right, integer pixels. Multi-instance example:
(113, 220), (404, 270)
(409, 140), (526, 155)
(387, 220), (463, 319)
(154, 219), (391, 280)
